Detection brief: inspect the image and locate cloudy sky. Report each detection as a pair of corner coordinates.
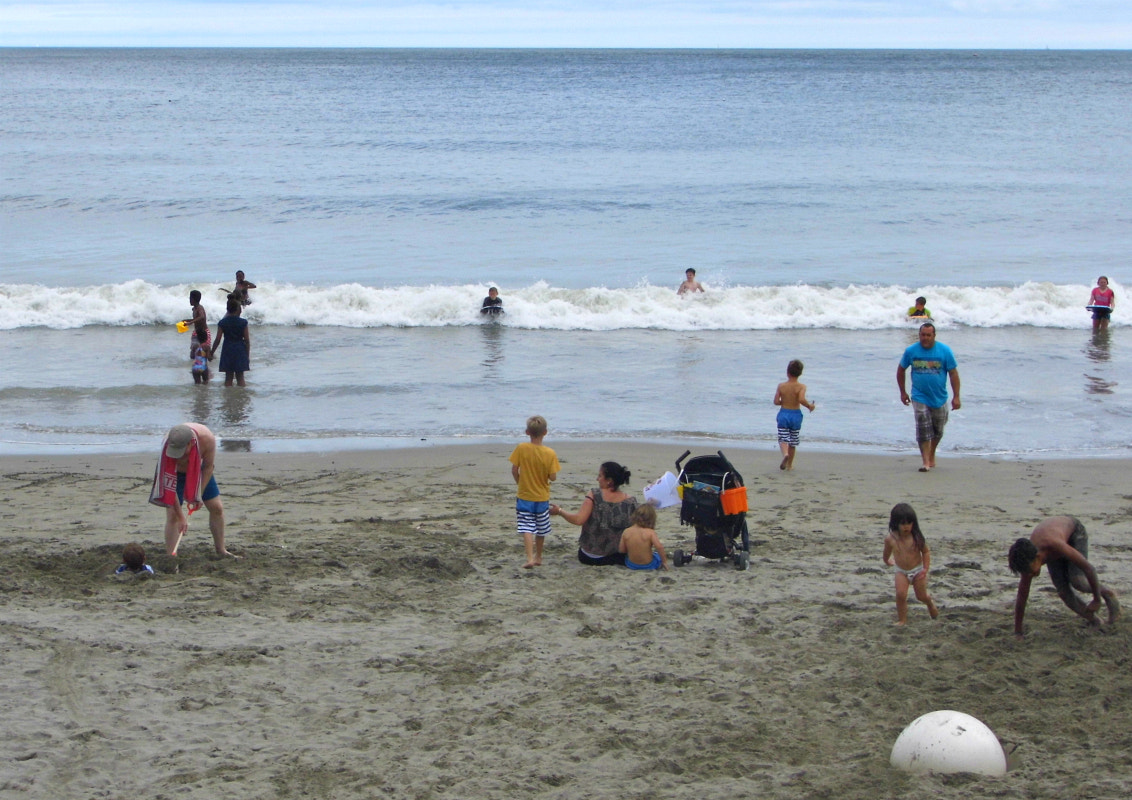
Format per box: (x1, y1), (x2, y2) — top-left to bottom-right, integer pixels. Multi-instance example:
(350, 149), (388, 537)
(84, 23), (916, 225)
(1, 1), (1129, 48)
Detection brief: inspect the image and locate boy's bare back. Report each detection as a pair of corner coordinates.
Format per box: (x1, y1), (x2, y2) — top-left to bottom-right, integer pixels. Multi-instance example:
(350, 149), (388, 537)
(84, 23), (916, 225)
(774, 379), (812, 411)
(620, 524), (666, 568)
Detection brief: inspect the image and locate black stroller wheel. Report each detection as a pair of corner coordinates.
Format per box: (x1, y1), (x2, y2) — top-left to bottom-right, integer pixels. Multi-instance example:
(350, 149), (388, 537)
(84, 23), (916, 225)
(673, 549), (685, 568)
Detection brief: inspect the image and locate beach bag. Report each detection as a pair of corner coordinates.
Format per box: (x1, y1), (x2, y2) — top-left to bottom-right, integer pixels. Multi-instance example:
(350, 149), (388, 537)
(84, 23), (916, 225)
(680, 485), (725, 529)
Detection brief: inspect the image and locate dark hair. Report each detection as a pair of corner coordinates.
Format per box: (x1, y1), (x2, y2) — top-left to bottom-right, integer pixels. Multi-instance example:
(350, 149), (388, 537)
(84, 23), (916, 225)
(600, 461), (631, 489)
(919, 322), (936, 334)
(1008, 538), (1039, 575)
(915, 296), (927, 305)
(189, 290), (201, 304)
(226, 298), (242, 314)
(685, 268), (696, 275)
(888, 503), (925, 550)
(787, 359), (804, 377)
(122, 542), (146, 571)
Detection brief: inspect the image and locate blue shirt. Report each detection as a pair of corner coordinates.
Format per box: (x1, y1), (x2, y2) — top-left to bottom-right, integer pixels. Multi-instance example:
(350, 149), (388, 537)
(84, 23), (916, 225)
(900, 341), (957, 408)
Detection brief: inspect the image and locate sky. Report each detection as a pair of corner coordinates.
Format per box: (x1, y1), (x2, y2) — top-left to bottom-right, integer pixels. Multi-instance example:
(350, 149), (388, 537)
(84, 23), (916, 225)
(0, 1), (1129, 49)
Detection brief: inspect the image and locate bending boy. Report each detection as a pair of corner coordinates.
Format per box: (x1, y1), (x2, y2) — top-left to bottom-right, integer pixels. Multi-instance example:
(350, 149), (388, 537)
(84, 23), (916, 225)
(1008, 516), (1120, 637)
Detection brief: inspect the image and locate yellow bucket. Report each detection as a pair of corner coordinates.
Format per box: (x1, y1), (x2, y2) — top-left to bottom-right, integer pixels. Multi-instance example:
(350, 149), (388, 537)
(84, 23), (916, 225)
(176, 321), (189, 333)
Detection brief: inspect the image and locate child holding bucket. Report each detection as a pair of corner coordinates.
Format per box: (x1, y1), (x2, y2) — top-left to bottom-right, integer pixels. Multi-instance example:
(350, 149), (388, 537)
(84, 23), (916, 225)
(773, 359), (815, 471)
(882, 503), (940, 625)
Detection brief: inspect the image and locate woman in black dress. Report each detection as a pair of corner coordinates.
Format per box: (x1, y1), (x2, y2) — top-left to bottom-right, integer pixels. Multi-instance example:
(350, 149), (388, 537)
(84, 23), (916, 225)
(211, 298), (251, 386)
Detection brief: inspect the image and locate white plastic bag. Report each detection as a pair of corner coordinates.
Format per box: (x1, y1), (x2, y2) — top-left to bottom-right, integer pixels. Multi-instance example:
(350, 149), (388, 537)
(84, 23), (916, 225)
(643, 471), (681, 509)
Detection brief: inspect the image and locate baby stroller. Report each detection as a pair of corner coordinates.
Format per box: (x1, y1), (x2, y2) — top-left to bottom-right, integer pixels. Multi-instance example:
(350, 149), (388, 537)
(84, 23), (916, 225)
(671, 449), (750, 571)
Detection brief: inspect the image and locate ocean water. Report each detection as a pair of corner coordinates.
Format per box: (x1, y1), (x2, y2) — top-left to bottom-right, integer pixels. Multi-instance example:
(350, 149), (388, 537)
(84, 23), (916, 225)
(1, 49), (1129, 457)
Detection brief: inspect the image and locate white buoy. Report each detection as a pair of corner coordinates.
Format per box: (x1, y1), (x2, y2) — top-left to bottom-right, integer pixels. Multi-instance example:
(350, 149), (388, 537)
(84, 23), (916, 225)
(890, 710), (1007, 776)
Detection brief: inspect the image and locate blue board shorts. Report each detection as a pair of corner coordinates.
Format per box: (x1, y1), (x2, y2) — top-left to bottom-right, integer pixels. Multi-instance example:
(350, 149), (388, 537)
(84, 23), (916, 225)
(176, 472), (220, 504)
(625, 552), (663, 571)
(515, 498), (551, 537)
(777, 408), (803, 446)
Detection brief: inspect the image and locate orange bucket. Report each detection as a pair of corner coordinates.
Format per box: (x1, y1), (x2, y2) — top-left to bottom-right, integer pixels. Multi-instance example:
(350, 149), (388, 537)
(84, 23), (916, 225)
(720, 486), (748, 515)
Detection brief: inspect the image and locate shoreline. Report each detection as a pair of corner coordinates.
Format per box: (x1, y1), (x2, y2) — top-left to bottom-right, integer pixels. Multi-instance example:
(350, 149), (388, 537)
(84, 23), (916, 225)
(2, 434), (1130, 461)
(3, 442), (1130, 798)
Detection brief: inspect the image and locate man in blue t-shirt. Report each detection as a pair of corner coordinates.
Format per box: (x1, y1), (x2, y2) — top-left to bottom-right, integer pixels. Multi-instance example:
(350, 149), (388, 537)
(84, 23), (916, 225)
(897, 322), (961, 472)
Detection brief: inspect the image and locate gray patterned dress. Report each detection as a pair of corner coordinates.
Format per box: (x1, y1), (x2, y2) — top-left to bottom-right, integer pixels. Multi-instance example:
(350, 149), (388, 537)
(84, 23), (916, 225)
(578, 489), (639, 561)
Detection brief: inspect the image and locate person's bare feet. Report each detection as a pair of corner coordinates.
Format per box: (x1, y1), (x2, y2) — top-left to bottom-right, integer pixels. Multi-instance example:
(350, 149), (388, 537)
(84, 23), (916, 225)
(523, 561), (537, 569)
(779, 457), (788, 470)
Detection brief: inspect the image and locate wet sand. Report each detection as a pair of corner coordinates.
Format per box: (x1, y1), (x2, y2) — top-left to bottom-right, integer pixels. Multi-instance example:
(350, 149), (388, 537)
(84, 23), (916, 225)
(2, 443), (1130, 798)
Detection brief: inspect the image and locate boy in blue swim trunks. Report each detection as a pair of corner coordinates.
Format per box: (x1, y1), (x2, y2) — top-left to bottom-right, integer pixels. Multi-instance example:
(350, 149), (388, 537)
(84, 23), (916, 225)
(619, 505), (668, 571)
(774, 360), (816, 471)
(509, 415), (560, 569)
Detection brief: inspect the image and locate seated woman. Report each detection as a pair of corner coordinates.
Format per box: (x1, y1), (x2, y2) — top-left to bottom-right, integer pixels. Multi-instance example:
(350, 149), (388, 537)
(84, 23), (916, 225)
(550, 461), (638, 566)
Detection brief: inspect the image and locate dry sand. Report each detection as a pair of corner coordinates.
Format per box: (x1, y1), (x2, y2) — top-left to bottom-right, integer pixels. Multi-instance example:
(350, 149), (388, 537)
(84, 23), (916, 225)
(2, 443), (1130, 799)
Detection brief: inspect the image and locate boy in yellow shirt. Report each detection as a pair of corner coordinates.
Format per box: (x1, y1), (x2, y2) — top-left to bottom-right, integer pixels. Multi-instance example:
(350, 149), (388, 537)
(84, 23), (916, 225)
(509, 415), (560, 568)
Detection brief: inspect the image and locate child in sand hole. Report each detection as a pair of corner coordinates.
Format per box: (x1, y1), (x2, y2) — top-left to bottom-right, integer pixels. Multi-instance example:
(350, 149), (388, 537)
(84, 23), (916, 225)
(882, 503), (939, 625)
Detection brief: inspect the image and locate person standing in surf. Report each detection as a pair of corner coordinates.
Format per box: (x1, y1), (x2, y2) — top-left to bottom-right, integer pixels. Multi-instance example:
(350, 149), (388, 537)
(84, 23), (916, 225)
(1088, 275), (1115, 331)
(211, 297), (251, 387)
(233, 270), (257, 306)
(183, 290), (211, 363)
(677, 268), (704, 294)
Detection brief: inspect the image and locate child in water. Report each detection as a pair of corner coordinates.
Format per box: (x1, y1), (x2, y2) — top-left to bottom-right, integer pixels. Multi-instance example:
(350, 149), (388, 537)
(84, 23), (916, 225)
(907, 296), (931, 318)
(882, 503), (939, 625)
(191, 343), (210, 384)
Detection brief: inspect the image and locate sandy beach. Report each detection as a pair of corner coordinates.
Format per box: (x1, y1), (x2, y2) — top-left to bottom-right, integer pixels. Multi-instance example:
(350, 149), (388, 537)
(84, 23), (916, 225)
(2, 442), (1130, 799)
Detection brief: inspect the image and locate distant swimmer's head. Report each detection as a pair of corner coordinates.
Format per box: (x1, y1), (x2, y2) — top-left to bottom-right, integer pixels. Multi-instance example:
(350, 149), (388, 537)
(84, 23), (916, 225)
(787, 359), (804, 378)
(685, 268), (696, 278)
(1097, 276), (1109, 288)
(914, 296), (927, 308)
(488, 287), (499, 298)
(236, 270), (246, 281)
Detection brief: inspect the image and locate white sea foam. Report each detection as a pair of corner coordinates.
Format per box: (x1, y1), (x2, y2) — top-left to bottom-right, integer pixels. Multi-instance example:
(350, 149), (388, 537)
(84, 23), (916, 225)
(0, 279), (1116, 331)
